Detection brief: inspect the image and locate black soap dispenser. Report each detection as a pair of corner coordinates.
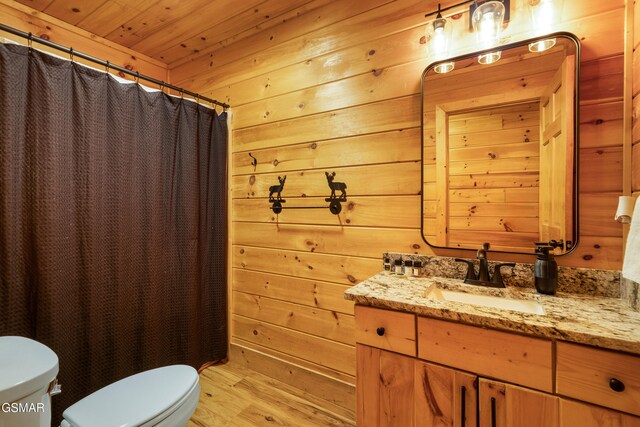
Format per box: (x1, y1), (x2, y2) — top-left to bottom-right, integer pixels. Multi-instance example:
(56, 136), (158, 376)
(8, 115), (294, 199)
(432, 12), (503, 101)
(534, 245), (558, 295)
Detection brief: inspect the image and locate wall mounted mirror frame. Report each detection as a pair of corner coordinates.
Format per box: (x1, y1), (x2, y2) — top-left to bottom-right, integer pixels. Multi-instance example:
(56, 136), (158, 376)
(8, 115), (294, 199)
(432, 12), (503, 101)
(421, 32), (580, 256)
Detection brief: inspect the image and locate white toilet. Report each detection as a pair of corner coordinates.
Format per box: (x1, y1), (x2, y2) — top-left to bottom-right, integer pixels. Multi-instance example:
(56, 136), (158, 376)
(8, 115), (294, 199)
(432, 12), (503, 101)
(0, 336), (59, 427)
(0, 336), (200, 427)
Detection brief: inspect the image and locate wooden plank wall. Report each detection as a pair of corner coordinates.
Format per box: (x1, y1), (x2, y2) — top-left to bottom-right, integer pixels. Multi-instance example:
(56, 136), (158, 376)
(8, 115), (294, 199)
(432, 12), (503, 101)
(169, 0), (629, 411)
(0, 0), (167, 82)
(448, 102), (541, 251)
(634, 0), (640, 201)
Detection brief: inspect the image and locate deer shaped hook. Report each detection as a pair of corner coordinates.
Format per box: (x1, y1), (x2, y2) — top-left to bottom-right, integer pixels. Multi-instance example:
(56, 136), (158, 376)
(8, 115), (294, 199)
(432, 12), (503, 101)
(325, 172), (347, 201)
(268, 175), (287, 214)
(325, 172), (347, 214)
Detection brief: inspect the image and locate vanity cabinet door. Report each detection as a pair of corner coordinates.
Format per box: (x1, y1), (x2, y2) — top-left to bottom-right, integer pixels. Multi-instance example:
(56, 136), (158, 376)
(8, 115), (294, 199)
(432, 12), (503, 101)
(559, 399), (640, 426)
(356, 344), (415, 427)
(479, 379), (559, 427)
(415, 360), (477, 427)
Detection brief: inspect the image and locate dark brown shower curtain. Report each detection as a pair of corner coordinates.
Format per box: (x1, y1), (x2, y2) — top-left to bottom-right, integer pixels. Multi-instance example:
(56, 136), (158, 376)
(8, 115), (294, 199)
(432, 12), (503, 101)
(0, 43), (227, 423)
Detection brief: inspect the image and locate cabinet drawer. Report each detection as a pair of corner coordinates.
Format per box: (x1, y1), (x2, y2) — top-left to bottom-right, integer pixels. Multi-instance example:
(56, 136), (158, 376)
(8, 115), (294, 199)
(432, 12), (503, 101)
(556, 342), (640, 416)
(559, 399), (640, 426)
(418, 317), (553, 392)
(355, 305), (416, 356)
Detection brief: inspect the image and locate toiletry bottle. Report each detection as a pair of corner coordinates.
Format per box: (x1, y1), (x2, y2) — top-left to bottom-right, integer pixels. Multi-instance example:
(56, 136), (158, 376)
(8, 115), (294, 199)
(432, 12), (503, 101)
(413, 261), (422, 277)
(405, 260), (413, 276)
(383, 257), (391, 274)
(413, 260), (422, 276)
(534, 246), (558, 295)
(394, 259), (404, 275)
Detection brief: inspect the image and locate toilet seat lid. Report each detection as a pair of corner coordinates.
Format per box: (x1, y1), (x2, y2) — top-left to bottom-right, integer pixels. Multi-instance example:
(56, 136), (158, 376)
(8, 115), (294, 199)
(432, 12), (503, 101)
(0, 336), (59, 403)
(63, 364), (199, 427)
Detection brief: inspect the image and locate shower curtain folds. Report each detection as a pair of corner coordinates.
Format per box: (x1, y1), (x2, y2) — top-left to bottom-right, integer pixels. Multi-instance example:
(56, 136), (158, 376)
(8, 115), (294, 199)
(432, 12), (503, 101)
(0, 43), (227, 423)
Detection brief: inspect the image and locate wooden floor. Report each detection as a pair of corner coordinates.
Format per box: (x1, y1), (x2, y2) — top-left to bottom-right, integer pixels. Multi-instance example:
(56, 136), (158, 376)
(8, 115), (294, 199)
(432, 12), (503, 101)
(188, 362), (356, 426)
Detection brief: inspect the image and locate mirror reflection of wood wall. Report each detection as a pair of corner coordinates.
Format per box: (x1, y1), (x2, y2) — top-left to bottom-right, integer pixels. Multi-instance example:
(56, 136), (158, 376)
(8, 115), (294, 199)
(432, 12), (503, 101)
(423, 38), (576, 253)
(448, 102), (540, 252)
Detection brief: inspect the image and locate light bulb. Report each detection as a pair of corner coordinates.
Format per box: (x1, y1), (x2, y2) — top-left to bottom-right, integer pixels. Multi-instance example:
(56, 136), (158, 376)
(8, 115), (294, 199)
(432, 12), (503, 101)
(528, 38), (556, 52)
(434, 62), (454, 74)
(427, 14), (452, 62)
(433, 26), (447, 58)
(528, 0), (563, 37)
(472, 1), (505, 49)
(478, 51), (501, 64)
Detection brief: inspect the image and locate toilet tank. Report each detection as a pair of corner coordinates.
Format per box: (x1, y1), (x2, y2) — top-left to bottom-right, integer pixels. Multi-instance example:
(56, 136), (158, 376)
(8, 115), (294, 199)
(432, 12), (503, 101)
(0, 336), (59, 427)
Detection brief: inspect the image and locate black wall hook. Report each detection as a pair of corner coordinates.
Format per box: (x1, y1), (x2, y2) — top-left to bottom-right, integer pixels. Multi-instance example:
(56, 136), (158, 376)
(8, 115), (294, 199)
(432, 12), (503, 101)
(248, 153), (257, 171)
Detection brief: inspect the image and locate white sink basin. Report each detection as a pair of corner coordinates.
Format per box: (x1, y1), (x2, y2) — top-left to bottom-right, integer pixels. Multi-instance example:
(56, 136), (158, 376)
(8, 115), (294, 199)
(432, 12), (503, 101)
(428, 288), (545, 315)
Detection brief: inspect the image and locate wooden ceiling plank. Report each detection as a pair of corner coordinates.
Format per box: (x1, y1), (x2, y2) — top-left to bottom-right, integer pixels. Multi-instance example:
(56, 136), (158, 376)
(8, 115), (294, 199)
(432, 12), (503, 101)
(76, 0), (161, 37)
(156, 0), (326, 64)
(12, 0), (55, 11)
(43, 0), (106, 26)
(131, 0), (265, 56)
(0, 0), (167, 78)
(104, 0), (213, 48)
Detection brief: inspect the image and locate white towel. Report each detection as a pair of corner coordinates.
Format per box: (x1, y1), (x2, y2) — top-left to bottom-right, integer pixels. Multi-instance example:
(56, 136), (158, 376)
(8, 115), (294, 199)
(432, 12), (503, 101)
(623, 196), (640, 282)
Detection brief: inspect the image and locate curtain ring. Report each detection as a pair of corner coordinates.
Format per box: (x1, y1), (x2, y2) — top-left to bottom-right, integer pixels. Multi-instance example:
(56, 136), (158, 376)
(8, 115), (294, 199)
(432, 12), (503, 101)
(27, 32), (33, 51)
(69, 47), (74, 62)
(160, 81), (165, 93)
(105, 61), (110, 76)
(135, 71), (140, 84)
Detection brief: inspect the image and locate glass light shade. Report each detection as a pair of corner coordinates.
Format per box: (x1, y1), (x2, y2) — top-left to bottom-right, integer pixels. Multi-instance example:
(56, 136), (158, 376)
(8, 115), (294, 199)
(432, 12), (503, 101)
(478, 51), (501, 64)
(527, 0), (562, 35)
(472, 1), (505, 49)
(434, 62), (455, 73)
(528, 38), (556, 52)
(427, 16), (452, 62)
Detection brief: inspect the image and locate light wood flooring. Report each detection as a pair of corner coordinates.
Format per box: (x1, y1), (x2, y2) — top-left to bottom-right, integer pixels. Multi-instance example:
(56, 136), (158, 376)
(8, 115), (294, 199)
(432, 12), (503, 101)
(188, 362), (356, 426)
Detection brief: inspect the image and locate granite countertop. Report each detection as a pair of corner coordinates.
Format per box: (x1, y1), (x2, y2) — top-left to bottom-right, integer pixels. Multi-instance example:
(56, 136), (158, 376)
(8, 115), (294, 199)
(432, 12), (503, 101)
(345, 273), (640, 355)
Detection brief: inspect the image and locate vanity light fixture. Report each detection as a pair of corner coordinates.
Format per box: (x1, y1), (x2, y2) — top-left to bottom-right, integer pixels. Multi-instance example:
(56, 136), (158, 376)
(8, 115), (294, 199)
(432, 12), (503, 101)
(527, 0), (562, 52)
(528, 38), (556, 52)
(427, 4), (454, 73)
(471, 0), (506, 64)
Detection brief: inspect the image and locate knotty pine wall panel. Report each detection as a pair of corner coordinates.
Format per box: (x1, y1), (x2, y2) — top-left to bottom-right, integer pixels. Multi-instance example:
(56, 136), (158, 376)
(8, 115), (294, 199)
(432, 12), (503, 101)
(634, 0), (640, 196)
(171, 0), (629, 409)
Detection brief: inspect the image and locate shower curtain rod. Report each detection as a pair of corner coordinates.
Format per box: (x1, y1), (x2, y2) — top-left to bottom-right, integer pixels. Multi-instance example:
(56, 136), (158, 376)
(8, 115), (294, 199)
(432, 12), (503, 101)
(0, 23), (230, 110)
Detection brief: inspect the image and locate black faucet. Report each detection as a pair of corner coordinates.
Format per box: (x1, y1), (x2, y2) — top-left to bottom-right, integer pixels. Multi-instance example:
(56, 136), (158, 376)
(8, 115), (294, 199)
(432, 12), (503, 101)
(455, 242), (515, 288)
(476, 242), (490, 282)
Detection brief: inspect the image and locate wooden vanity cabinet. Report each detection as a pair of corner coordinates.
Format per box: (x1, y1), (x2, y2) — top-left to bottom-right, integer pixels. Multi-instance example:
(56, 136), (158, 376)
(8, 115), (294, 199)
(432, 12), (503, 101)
(559, 399), (640, 426)
(479, 379), (559, 427)
(357, 344), (560, 427)
(414, 359), (477, 427)
(355, 305), (416, 356)
(355, 305), (640, 426)
(357, 344), (477, 427)
(418, 317), (553, 393)
(556, 342), (640, 417)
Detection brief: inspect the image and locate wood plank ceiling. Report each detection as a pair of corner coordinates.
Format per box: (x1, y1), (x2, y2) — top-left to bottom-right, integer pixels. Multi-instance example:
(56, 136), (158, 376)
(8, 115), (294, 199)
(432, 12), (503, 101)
(13, 0), (314, 66)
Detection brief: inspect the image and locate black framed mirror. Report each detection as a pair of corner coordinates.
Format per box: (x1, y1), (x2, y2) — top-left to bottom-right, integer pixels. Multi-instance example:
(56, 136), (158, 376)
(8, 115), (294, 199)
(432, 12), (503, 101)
(421, 32), (580, 255)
